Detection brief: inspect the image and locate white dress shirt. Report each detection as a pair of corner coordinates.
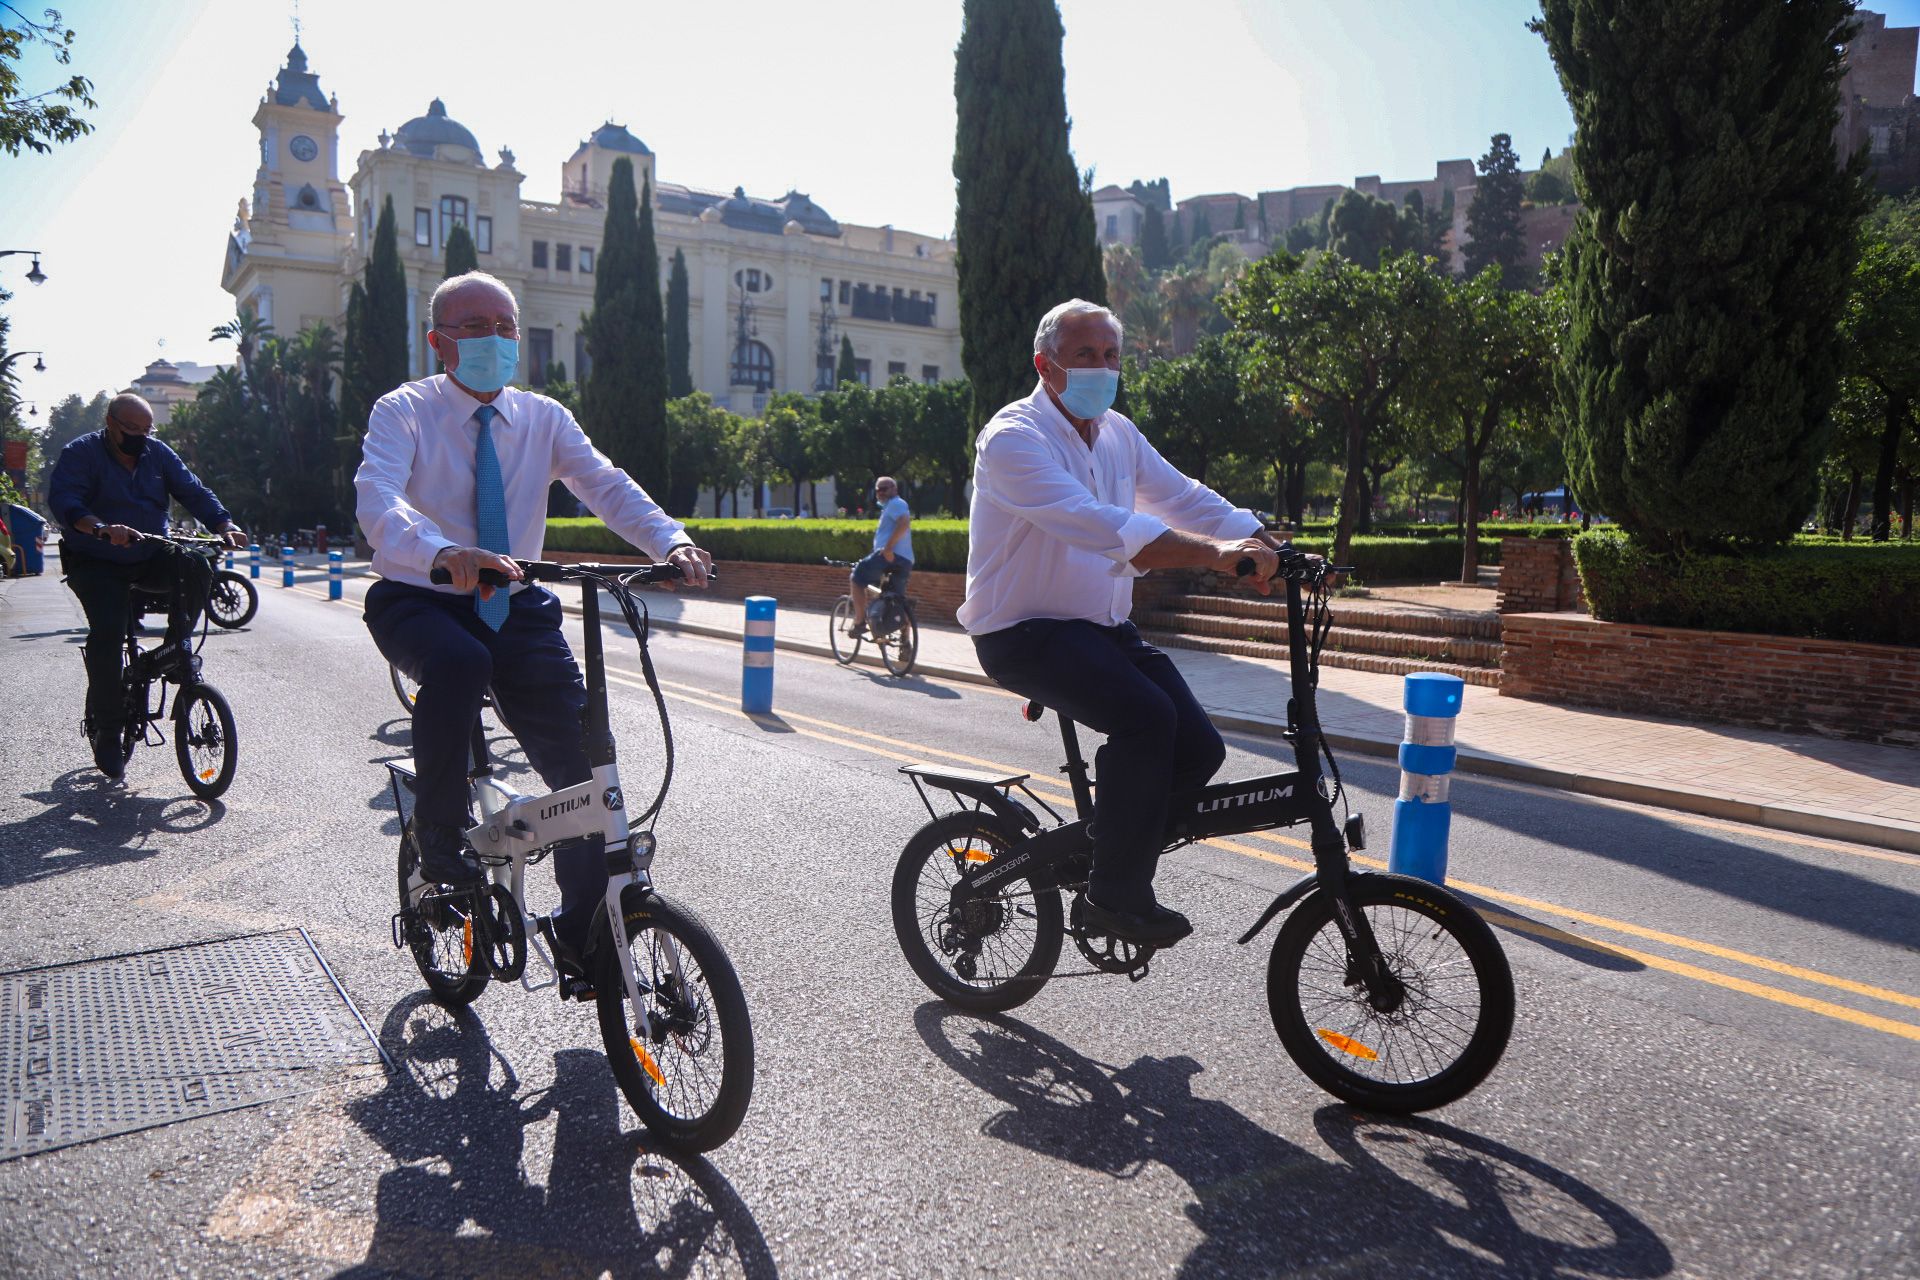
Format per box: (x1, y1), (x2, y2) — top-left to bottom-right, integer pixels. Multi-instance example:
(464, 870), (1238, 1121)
(354, 375), (690, 592)
(957, 383), (1261, 635)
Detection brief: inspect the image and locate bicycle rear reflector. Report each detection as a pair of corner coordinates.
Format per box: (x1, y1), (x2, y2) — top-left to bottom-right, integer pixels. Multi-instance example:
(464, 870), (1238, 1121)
(1316, 1029), (1379, 1061)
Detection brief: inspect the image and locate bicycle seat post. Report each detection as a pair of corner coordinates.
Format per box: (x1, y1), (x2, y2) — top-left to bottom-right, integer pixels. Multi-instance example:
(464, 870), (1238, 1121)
(1057, 716), (1094, 819)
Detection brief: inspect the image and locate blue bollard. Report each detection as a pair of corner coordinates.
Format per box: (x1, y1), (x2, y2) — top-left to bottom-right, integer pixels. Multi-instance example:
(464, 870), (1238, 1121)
(1388, 672), (1465, 885)
(281, 546), (294, 588)
(741, 596), (776, 714)
(328, 550), (343, 601)
(248, 544), (261, 580)
(225, 548), (235, 571)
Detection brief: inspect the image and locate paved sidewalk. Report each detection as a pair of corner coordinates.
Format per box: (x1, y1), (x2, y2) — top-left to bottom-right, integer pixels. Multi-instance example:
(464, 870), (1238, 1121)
(626, 588), (1920, 855)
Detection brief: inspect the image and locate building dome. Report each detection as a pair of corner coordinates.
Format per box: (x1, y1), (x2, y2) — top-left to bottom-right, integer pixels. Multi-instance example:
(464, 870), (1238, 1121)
(394, 99), (482, 164)
(585, 122), (651, 156)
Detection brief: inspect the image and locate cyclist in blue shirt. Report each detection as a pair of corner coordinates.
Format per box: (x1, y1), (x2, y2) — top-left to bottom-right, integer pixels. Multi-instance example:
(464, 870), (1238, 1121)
(48, 395), (248, 777)
(846, 476), (912, 638)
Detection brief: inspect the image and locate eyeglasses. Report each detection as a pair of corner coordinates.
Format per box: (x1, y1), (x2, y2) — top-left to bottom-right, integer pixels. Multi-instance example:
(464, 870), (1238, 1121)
(435, 319), (520, 339)
(106, 415), (152, 436)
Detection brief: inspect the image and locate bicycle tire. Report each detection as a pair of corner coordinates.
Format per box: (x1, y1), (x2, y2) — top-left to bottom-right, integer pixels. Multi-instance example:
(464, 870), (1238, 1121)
(394, 821), (489, 1006)
(389, 661), (420, 713)
(891, 811), (1062, 1013)
(880, 600), (918, 677)
(1267, 873), (1513, 1113)
(596, 892), (754, 1153)
(173, 683), (238, 799)
(206, 571), (258, 629)
(829, 597), (862, 665)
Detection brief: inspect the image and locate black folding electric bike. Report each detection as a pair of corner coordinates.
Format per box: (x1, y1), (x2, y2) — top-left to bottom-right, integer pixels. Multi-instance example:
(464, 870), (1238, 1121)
(890, 553), (1514, 1113)
(386, 560), (753, 1152)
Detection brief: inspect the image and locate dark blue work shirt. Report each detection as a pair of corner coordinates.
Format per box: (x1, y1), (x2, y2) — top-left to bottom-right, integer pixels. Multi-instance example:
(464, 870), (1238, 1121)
(49, 431), (233, 565)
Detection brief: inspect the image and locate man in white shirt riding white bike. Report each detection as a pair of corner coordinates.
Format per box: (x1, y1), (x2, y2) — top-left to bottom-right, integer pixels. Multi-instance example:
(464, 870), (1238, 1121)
(354, 271), (712, 985)
(959, 299), (1287, 947)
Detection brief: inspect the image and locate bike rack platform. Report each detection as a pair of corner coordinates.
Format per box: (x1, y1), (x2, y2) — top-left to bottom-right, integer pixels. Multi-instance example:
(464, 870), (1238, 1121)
(0, 929), (387, 1161)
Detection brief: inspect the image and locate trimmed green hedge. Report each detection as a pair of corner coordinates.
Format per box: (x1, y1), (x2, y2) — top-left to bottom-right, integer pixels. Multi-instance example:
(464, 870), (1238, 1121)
(1573, 531), (1920, 645)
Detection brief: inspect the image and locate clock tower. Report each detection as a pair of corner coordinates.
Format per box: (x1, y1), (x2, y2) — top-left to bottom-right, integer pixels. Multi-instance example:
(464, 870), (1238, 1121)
(220, 44), (351, 336)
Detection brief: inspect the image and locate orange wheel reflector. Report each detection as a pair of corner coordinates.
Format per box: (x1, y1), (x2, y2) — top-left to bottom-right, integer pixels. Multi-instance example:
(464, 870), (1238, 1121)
(952, 845), (992, 863)
(631, 1036), (666, 1086)
(198, 767), (217, 780)
(462, 918), (473, 966)
(1316, 1028), (1379, 1061)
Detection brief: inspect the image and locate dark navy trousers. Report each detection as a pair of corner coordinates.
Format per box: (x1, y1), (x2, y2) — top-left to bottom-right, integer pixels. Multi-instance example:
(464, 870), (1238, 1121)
(972, 619), (1226, 913)
(364, 579), (605, 933)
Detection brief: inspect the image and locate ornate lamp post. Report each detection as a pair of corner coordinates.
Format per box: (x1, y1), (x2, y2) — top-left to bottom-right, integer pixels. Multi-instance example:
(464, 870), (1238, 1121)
(0, 251), (47, 286)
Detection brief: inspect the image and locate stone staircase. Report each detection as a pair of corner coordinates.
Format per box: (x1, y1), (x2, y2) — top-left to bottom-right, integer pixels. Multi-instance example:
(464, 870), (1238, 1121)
(1138, 591), (1505, 687)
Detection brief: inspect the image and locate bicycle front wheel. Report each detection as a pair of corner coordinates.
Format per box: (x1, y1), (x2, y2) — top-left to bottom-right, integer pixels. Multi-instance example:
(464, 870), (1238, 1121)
(389, 661), (420, 713)
(597, 893), (754, 1153)
(1268, 873), (1513, 1113)
(207, 572), (259, 628)
(174, 683), (238, 799)
(879, 600), (918, 677)
(829, 597), (862, 665)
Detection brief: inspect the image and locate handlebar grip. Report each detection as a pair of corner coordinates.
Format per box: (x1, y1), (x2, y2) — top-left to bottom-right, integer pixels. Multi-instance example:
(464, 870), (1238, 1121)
(1235, 557), (1257, 577)
(429, 566), (515, 587)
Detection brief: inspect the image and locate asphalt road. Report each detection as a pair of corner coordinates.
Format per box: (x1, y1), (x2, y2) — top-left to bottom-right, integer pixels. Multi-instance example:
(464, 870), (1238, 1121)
(2, 568), (1916, 1279)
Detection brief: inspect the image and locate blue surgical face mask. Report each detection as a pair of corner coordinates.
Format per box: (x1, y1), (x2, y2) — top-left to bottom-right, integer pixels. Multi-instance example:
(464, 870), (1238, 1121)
(1055, 366), (1119, 420)
(451, 335), (518, 394)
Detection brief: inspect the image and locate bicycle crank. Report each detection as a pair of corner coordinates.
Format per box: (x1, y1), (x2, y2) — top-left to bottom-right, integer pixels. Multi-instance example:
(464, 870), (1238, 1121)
(1068, 896), (1157, 982)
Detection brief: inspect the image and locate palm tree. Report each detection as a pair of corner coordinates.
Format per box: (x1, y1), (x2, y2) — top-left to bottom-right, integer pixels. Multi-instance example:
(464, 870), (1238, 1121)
(1159, 266), (1210, 356)
(1103, 243), (1148, 316)
(210, 307), (275, 386)
(1121, 293), (1171, 362)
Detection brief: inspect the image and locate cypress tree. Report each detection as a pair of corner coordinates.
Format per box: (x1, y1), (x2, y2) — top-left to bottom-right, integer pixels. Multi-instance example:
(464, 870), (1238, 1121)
(837, 334), (858, 387)
(1140, 205), (1170, 272)
(585, 160), (670, 485)
(1535, 0), (1871, 551)
(364, 196), (410, 399)
(954, 0), (1107, 430)
(443, 221), (477, 279)
(666, 248), (693, 398)
(1463, 133), (1526, 281)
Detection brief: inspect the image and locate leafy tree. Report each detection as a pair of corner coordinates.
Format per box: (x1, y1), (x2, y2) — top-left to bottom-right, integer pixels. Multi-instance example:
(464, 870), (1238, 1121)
(1127, 335), (1258, 485)
(1535, 0), (1872, 552)
(1159, 265), (1209, 355)
(1284, 198), (1334, 255)
(210, 306), (273, 384)
(1402, 187), (1453, 261)
(1140, 204), (1170, 271)
(836, 333), (858, 388)
(336, 281), (372, 510)
(1189, 204), (1212, 246)
(666, 393), (735, 517)
(1, 4), (93, 157)
(1328, 190), (1415, 270)
(35, 389), (107, 491)
(1120, 291), (1171, 361)
(443, 221), (477, 279)
(1525, 167), (1573, 205)
(903, 378), (973, 514)
(1841, 217), (1920, 540)
(1226, 250), (1445, 564)
(817, 379), (901, 505)
(1463, 133), (1526, 282)
(1103, 242), (1148, 316)
(584, 161), (670, 487)
(666, 249), (693, 399)
(954, 0), (1106, 431)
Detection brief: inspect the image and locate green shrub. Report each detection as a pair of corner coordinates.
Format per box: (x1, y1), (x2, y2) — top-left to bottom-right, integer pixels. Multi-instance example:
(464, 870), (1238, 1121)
(546, 518), (972, 573)
(1288, 536), (1465, 582)
(1573, 531), (1920, 645)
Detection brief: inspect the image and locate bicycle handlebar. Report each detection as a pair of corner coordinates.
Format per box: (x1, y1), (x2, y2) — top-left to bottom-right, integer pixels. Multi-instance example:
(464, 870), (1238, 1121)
(1234, 548), (1345, 583)
(429, 559), (704, 588)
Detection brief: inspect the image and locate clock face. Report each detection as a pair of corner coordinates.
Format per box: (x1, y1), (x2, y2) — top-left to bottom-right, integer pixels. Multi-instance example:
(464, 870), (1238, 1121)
(290, 134), (318, 162)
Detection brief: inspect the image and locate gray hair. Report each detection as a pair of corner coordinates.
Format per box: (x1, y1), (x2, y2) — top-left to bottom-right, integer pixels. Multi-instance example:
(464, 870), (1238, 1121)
(430, 270), (520, 326)
(1033, 299), (1123, 357)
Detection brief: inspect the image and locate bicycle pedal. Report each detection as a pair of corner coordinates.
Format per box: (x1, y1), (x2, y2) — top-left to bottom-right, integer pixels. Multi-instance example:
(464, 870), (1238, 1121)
(1128, 962), (1151, 983)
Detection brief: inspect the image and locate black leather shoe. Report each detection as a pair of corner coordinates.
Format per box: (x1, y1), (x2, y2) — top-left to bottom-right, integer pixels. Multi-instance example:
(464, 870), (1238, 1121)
(1077, 893), (1193, 947)
(90, 722), (126, 779)
(412, 820), (483, 885)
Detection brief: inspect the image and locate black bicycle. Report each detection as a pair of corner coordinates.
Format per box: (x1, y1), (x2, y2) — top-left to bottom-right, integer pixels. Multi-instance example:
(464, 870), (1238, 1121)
(81, 533), (240, 799)
(206, 563), (259, 629)
(824, 557), (919, 677)
(890, 551), (1514, 1113)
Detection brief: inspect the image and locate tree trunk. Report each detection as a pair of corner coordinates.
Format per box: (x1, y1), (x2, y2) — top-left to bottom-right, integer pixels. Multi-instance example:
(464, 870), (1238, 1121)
(1286, 459), (1307, 529)
(1461, 451), (1482, 584)
(1840, 467), (1862, 539)
(1334, 414), (1368, 566)
(1870, 395), (1905, 542)
(1899, 469), (1915, 540)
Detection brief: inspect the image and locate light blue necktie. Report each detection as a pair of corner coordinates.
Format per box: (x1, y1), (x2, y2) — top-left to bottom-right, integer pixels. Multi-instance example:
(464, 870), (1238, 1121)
(472, 404), (510, 631)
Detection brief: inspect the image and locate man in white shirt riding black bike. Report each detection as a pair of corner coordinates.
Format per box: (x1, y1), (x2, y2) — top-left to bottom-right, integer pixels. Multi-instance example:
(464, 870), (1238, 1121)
(959, 299), (1288, 947)
(354, 271), (712, 986)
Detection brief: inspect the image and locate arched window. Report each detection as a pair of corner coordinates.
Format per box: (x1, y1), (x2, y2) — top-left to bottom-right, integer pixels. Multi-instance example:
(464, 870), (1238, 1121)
(730, 339), (775, 390)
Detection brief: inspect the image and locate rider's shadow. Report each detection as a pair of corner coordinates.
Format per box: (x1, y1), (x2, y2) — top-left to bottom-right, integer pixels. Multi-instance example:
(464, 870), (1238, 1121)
(340, 994), (776, 1280)
(914, 1005), (1671, 1279)
(0, 770), (224, 888)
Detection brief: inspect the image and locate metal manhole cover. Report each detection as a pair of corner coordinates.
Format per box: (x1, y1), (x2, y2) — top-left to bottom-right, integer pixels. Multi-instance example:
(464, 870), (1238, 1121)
(0, 929), (386, 1160)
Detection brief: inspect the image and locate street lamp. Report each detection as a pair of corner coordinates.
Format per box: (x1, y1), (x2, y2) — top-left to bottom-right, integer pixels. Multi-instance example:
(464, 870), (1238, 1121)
(1, 352), (47, 374)
(0, 251), (47, 286)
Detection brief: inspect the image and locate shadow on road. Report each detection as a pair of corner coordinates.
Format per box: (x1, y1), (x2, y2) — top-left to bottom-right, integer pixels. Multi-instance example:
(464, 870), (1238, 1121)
(339, 993), (776, 1279)
(0, 770), (225, 888)
(914, 1003), (1671, 1278)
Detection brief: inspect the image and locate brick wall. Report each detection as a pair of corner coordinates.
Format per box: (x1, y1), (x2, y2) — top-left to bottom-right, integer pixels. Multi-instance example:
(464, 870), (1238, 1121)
(1497, 536), (1585, 614)
(546, 552), (968, 626)
(1500, 613), (1920, 746)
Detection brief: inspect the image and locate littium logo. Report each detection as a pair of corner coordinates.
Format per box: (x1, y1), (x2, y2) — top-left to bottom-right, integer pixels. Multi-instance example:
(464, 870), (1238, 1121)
(1195, 784), (1292, 814)
(539, 794), (591, 821)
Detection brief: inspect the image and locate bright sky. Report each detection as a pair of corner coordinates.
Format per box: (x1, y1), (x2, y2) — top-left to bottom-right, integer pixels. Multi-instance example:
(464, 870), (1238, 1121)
(6, 0), (1920, 416)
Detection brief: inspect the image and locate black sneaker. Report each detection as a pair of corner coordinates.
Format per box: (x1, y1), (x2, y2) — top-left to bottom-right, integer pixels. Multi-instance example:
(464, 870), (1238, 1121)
(412, 820), (483, 885)
(1076, 892), (1193, 947)
(90, 722), (127, 779)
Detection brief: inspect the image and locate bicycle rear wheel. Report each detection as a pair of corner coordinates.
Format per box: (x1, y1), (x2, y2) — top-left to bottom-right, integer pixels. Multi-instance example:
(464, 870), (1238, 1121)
(206, 571), (258, 628)
(389, 661), (420, 712)
(174, 684), (238, 799)
(597, 893), (754, 1152)
(879, 599), (918, 677)
(829, 597), (862, 665)
(1267, 873), (1513, 1113)
(891, 812), (1063, 1013)
(394, 822), (489, 1006)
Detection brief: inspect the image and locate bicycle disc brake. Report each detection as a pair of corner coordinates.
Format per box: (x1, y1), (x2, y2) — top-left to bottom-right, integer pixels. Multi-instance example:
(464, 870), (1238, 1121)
(482, 884), (526, 981)
(1068, 896), (1156, 982)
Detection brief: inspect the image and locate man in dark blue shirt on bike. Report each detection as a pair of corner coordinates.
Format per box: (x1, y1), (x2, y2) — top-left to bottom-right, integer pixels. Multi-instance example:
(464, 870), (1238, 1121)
(48, 394), (248, 778)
